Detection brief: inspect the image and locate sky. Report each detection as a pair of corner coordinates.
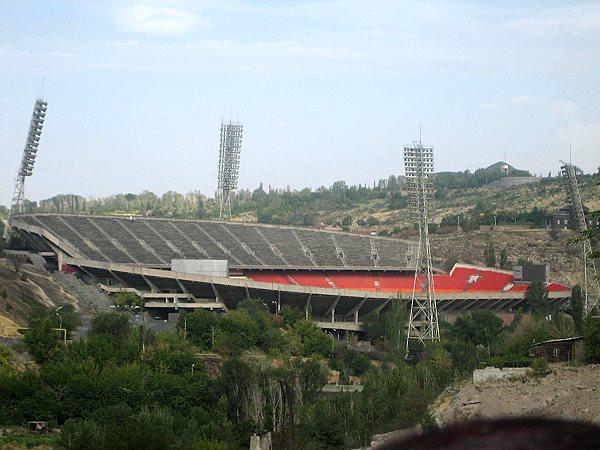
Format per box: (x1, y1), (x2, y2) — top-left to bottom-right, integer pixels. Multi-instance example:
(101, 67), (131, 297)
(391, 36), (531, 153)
(1, 0), (599, 205)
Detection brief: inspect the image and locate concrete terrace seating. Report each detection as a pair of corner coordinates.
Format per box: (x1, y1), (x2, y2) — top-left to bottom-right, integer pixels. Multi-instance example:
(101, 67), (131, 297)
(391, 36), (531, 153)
(13, 214), (411, 270)
(245, 266), (571, 294)
(294, 229), (341, 267)
(93, 218), (158, 264)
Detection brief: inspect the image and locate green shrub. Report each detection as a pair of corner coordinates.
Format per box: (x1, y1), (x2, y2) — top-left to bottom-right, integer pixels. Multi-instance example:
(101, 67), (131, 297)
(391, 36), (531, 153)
(583, 316), (600, 363)
(293, 320), (332, 358)
(484, 353), (532, 368)
(113, 291), (142, 309)
(531, 357), (549, 377)
(419, 412), (438, 432)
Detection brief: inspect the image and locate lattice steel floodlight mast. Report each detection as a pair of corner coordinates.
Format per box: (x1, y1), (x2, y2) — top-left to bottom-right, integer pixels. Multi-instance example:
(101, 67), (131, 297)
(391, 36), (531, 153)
(405, 140), (439, 353)
(217, 121), (243, 220)
(5, 98), (48, 237)
(560, 161), (600, 315)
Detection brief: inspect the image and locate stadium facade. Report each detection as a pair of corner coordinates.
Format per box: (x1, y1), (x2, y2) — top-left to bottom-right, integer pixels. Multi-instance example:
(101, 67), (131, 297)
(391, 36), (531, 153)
(9, 213), (571, 330)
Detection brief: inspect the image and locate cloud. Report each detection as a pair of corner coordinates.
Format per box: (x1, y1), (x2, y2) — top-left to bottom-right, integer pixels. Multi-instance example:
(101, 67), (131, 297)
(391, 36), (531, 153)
(115, 6), (206, 35)
(548, 101), (600, 172)
(511, 95), (535, 105)
(551, 100), (577, 119)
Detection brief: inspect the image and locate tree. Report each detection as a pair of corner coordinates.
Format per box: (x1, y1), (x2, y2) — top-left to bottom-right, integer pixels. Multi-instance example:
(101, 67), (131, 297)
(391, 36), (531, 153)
(179, 310), (220, 350)
(215, 310), (261, 354)
(279, 307), (302, 328)
(341, 215), (352, 231)
(583, 316), (600, 363)
(297, 360), (328, 403)
(451, 310), (504, 355)
(499, 248), (510, 269)
(91, 311), (131, 346)
(293, 321), (331, 357)
(523, 281), (549, 313)
(484, 241), (496, 267)
(113, 291), (142, 309)
(571, 285), (584, 334)
(24, 317), (60, 363)
(237, 298), (270, 317)
(363, 300), (405, 356)
(49, 304), (80, 337)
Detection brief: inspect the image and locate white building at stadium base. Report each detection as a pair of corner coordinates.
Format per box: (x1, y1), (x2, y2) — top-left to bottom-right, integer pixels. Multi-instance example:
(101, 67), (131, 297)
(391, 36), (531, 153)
(9, 213), (571, 331)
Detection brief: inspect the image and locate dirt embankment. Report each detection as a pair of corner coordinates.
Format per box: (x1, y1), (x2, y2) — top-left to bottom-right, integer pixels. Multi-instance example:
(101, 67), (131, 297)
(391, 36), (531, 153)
(431, 364), (600, 426)
(430, 228), (582, 285)
(0, 258), (78, 335)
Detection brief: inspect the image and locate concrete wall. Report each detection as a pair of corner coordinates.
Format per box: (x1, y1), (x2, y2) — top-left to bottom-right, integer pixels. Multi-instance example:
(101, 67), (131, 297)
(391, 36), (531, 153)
(171, 259), (229, 277)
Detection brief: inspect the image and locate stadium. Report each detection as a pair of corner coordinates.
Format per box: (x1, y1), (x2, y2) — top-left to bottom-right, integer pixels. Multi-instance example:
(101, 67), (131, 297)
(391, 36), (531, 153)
(8, 213), (571, 331)
(4, 100), (574, 334)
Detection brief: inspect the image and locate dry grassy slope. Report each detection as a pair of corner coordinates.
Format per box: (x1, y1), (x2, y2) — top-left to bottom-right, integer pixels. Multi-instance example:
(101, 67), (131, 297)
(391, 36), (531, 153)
(431, 364), (600, 426)
(430, 228), (582, 285)
(0, 258), (78, 335)
(345, 177), (598, 229)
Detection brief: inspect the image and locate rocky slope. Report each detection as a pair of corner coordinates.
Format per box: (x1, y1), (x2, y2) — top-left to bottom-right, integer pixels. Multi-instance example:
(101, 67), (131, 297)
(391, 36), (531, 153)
(0, 257), (110, 336)
(430, 228), (582, 285)
(431, 364), (600, 426)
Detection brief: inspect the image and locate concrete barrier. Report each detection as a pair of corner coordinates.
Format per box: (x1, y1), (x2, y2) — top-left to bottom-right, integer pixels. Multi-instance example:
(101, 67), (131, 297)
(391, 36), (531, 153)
(473, 367), (531, 385)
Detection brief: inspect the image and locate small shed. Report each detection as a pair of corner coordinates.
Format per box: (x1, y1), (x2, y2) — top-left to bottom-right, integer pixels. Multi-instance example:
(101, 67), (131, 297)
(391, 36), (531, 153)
(529, 336), (583, 363)
(28, 421), (48, 432)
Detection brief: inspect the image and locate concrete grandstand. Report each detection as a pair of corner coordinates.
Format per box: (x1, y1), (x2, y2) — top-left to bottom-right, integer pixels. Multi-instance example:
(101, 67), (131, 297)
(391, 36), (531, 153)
(9, 213), (571, 330)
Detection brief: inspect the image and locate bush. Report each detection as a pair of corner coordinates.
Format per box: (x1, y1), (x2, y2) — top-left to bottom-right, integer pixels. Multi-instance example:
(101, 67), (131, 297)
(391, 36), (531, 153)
(279, 307), (302, 328)
(24, 318), (60, 363)
(531, 357), (549, 377)
(484, 353), (532, 368)
(523, 281), (549, 313)
(179, 310), (219, 350)
(113, 291), (142, 309)
(419, 412), (438, 432)
(214, 310), (261, 355)
(583, 316), (600, 363)
(293, 321), (332, 357)
(451, 310), (504, 350)
(90, 312), (131, 346)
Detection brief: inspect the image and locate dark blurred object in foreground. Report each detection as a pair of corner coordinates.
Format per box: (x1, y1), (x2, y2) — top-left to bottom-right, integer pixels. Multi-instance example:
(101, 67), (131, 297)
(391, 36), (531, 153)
(374, 418), (600, 450)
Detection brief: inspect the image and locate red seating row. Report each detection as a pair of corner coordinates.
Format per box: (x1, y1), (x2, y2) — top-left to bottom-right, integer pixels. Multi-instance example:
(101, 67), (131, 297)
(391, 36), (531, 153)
(245, 264), (570, 294)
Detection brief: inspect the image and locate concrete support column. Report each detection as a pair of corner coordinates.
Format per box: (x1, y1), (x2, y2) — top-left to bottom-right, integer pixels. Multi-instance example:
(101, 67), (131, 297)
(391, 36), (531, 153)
(56, 250), (64, 271)
(305, 293), (312, 320)
(354, 309), (359, 324)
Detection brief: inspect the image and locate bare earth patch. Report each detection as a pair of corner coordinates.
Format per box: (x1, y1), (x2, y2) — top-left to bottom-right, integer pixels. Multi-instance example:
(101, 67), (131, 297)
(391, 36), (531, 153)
(431, 364), (600, 426)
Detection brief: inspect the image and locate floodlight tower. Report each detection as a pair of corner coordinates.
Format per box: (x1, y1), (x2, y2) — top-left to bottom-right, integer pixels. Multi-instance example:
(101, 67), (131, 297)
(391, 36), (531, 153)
(560, 161), (599, 315)
(404, 139), (439, 352)
(5, 98), (48, 234)
(217, 121), (243, 220)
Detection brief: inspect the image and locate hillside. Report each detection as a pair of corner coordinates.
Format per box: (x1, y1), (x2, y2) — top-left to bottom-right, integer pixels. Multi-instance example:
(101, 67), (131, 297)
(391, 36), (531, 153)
(0, 257), (103, 336)
(430, 228), (582, 284)
(431, 364), (600, 426)
(0, 259), (68, 333)
(13, 173), (598, 229)
(5, 172), (598, 286)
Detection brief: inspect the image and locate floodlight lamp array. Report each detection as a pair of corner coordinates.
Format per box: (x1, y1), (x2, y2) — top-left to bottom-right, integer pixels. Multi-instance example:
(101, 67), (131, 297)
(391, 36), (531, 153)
(19, 99), (47, 177)
(218, 122), (243, 191)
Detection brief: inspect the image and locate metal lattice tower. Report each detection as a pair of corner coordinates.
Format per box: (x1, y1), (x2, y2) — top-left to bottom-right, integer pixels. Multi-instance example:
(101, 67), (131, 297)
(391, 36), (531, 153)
(5, 98), (48, 235)
(405, 140), (439, 351)
(560, 161), (599, 314)
(217, 121), (243, 220)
